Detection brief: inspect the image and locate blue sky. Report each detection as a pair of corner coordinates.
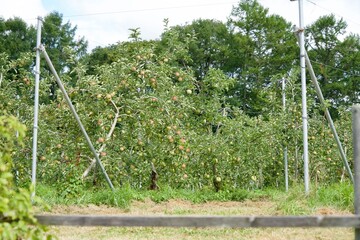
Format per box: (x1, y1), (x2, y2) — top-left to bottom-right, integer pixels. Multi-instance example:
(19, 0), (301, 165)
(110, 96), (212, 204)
(1, 0), (359, 51)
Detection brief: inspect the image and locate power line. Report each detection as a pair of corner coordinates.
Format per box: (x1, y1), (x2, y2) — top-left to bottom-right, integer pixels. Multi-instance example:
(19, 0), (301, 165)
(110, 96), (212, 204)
(309, 59), (360, 77)
(28, 1), (236, 49)
(305, 0), (360, 28)
(63, 1), (237, 18)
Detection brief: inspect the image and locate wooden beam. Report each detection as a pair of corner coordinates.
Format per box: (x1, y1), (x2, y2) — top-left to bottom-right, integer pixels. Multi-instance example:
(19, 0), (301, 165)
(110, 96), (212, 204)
(35, 215), (360, 228)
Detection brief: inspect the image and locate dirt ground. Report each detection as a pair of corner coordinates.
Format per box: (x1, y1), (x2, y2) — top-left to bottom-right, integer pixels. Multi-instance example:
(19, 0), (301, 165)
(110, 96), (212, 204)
(42, 199), (354, 240)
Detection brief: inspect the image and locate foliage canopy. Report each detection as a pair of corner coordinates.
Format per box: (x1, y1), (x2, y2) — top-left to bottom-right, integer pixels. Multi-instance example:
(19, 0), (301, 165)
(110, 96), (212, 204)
(0, 0), (358, 196)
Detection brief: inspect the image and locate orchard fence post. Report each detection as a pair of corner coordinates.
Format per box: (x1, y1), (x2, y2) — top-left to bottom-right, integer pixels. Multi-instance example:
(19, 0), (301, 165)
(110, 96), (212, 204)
(292, 0), (310, 194)
(293, 28), (354, 184)
(31, 16), (42, 200)
(282, 78), (289, 192)
(353, 104), (360, 240)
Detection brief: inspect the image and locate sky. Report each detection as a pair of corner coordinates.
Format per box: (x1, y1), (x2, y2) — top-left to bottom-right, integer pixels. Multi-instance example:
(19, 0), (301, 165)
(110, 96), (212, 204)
(0, 0), (359, 51)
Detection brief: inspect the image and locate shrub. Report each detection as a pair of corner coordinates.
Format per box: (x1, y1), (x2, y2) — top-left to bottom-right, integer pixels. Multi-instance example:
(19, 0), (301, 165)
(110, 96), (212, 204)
(0, 115), (53, 239)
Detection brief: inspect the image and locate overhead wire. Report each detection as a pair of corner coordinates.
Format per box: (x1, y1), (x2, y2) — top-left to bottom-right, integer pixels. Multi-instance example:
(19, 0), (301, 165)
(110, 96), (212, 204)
(301, 0), (360, 76)
(37, 2), (359, 79)
(26, 1), (237, 50)
(307, 59), (360, 77)
(305, 0), (360, 29)
(62, 1), (237, 18)
(11, 1), (360, 79)
(22, 1), (236, 21)
(27, 0), (360, 51)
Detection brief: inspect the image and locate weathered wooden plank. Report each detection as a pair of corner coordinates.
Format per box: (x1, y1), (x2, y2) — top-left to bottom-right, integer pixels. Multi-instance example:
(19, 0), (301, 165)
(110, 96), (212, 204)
(35, 215), (360, 228)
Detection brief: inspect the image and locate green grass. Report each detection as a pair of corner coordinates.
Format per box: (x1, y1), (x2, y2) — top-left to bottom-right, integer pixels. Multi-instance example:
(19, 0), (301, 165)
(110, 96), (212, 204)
(270, 181), (354, 215)
(36, 183), (145, 208)
(313, 182), (353, 210)
(36, 183), (266, 208)
(38, 182), (354, 240)
(36, 181), (354, 215)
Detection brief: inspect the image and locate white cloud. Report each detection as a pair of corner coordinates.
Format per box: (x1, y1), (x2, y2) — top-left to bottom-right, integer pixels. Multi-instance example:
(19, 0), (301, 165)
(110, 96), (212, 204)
(55, 0), (235, 50)
(0, 0), (46, 25)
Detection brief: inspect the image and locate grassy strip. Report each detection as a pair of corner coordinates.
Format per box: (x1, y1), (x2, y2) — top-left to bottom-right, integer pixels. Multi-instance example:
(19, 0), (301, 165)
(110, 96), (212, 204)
(38, 182), (354, 240)
(36, 181), (354, 214)
(271, 182), (353, 214)
(36, 183), (267, 208)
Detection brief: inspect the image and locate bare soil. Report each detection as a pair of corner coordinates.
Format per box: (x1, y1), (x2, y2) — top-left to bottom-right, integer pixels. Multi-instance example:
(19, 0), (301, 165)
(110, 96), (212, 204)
(42, 199), (354, 240)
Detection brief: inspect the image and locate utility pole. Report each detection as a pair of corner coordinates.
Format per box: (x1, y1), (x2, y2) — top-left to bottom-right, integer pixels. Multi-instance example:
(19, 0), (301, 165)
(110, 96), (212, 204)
(291, 0), (310, 194)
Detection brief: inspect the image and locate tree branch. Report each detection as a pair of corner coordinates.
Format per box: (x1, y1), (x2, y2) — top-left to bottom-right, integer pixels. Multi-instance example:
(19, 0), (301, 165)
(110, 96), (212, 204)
(82, 99), (120, 179)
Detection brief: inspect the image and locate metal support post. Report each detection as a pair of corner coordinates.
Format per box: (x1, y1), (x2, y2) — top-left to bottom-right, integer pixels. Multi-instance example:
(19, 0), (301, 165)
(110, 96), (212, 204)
(31, 17), (42, 199)
(297, 0), (310, 194)
(353, 105), (360, 240)
(284, 147), (289, 192)
(304, 51), (354, 183)
(282, 78), (289, 192)
(39, 45), (114, 190)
